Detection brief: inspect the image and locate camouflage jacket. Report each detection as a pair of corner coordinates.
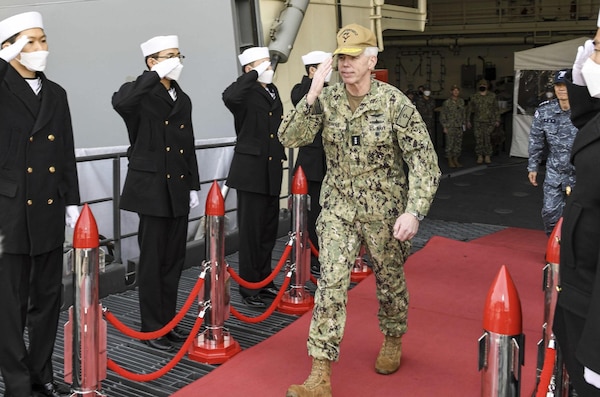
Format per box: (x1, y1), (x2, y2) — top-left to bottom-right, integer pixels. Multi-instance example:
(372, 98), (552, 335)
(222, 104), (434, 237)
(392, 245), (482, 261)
(415, 96), (436, 121)
(278, 79), (440, 222)
(467, 92), (500, 123)
(527, 99), (578, 189)
(440, 97), (465, 128)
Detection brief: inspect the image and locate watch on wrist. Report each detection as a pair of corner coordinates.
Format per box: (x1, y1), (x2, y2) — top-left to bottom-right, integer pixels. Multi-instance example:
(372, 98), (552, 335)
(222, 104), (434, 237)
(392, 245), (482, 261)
(408, 211), (424, 221)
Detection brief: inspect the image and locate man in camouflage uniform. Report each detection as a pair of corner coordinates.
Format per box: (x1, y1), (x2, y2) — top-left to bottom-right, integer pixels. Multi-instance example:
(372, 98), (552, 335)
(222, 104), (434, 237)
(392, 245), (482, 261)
(278, 24), (440, 397)
(527, 69), (578, 235)
(467, 79), (500, 164)
(415, 85), (436, 141)
(440, 84), (466, 168)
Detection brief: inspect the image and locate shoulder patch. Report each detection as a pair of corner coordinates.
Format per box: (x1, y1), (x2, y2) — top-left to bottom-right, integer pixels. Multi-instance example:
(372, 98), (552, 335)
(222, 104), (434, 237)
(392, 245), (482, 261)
(397, 105), (414, 128)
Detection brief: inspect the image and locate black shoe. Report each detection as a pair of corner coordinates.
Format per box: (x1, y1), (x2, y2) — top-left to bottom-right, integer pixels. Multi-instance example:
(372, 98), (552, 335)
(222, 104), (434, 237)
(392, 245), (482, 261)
(32, 382), (69, 397)
(144, 337), (174, 351)
(259, 286), (279, 299)
(166, 326), (189, 342)
(242, 295), (267, 308)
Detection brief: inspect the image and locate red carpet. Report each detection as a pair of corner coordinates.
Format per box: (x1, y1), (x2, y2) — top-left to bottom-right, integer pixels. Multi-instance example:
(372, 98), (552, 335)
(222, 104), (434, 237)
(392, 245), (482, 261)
(173, 228), (548, 397)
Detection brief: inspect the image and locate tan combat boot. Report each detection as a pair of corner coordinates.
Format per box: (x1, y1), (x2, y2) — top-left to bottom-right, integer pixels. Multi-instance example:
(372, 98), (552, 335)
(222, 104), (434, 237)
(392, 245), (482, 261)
(453, 157), (463, 167)
(447, 157), (456, 168)
(286, 358), (332, 397)
(484, 155), (491, 164)
(375, 335), (402, 375)
(476, 155), (483, 164)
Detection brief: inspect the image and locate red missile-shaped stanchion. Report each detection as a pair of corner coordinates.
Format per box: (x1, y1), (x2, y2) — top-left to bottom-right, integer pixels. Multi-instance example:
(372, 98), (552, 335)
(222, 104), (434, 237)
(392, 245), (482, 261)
(478, 265), (525, 397)
(64, 204), (107, 396)
(535, 218), (570, 396)
(350, 244), (372, 283)
(189, 181), (241, 364)
(278, 166), (314, 314)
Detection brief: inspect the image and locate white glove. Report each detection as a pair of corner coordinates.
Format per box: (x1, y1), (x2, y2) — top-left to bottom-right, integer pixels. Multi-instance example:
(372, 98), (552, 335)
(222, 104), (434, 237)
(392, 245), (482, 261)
(189, 190), (199, 209)
(151, 57), (180, 79)
(253, 60), (271, 77)
(573, 39), (595, 86)
(65, 205), (80, 228)
(585, 367), (600, 389)
(0, 36), (29, 62)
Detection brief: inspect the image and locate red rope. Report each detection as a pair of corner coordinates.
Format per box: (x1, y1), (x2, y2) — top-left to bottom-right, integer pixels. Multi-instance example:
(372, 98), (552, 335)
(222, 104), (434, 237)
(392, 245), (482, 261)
(227, 243), (292, 290)
(310, 274), (319, 285)
(309, 240), (319, 258)
(535, 342), (557, 397)
(107, 311), (205, 382)
(230, 275), (292, 323)
(104, 276), (205, 340)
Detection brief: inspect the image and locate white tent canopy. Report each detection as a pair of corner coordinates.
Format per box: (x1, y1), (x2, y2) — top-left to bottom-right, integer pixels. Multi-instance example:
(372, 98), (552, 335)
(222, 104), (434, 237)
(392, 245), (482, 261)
(510, 38), (586, 158)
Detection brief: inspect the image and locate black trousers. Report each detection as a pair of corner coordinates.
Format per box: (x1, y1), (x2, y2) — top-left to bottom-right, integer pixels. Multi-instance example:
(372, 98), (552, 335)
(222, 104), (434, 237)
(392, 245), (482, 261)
(0, 247), (63, 397)
(137, 214), (187, 332)
(236, 190), (279, 298)
(554, 306), (600, 396)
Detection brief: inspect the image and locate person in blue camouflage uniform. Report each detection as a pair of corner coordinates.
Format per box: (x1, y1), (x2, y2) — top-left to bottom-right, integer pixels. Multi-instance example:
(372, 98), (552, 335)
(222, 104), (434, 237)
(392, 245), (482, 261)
(278, 24), (440, 397)
(440, 84), (466, 168)
(467, 79), (500, 164)
(527, 69), (578, 236)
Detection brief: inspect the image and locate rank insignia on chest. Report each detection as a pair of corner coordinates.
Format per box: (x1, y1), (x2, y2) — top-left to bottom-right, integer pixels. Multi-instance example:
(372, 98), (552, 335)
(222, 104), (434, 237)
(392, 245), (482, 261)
(543, 118), (556, 123)
(351, 135), (361, 146)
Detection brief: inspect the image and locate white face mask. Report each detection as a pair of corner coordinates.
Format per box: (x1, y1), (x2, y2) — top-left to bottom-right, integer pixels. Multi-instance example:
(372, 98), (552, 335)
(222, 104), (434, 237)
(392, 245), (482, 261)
(257, 69), (274, 84)
(581, 57), (600, 98)
(423, 90), (431, 97)
(19, 50), (49, 72)
(324, 70), (333, 83)
(166, 62), (183, 81)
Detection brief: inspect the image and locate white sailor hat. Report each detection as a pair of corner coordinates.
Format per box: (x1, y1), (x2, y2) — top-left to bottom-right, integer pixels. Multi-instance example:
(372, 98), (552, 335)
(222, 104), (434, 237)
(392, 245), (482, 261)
(0, 11), (43, 44)
(301, 51), (331, 66)
(238, 47), (270, 66)
(140, 35), (179, 57)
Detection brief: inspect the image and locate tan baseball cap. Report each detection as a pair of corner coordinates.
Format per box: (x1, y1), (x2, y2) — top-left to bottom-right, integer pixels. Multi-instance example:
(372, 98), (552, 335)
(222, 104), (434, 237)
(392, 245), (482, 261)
(333, 24), (377, 56)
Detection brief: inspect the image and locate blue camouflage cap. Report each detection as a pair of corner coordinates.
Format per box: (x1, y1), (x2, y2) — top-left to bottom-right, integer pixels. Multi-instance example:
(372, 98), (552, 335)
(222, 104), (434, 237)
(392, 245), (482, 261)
(554, 69), (569, 84)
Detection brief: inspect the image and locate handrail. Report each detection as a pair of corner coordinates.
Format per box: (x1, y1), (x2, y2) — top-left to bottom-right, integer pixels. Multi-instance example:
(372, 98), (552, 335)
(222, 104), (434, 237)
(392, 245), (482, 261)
(68, 141), (296, 268)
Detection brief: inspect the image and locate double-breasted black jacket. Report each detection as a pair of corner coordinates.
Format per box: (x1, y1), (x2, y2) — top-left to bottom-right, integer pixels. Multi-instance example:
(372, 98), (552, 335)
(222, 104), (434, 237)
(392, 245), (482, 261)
(555, 81), (600, 372)
(222, 70), (285, 196)
(113, 71), (200, 218)
(0, 59), (80, 256)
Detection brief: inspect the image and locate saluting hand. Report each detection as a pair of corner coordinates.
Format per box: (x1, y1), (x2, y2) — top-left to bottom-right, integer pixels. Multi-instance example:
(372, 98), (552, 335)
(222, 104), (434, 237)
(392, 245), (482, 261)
(306, 56), (333, 106)
(0, 35), (29, 63)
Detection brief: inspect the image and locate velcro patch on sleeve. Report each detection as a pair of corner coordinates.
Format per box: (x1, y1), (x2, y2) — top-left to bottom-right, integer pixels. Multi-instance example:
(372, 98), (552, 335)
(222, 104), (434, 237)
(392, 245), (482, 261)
(397, 105), (414, 128)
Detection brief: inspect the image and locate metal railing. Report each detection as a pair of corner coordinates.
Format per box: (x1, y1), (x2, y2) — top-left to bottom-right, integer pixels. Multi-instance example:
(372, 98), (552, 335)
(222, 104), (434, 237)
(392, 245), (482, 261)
(71, 141), (295, 266)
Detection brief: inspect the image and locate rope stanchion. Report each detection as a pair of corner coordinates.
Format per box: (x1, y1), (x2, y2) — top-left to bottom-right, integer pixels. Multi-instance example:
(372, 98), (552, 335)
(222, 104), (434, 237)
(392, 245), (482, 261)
(189, 181), (242, 364)
(227, 240), (293, 290)
(107, 308), (206, 382)
(230, 274), (293, 323)
(277, 166), (315, 314)
(103, 275), (205, 340)
(535, 339), (557, 397)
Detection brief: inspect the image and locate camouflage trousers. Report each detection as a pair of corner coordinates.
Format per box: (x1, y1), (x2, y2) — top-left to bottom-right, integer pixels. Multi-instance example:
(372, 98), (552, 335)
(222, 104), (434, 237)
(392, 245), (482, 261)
(542, 182), (567, 236)
(473, 121), (495, 156)
(445, 126), (463, 158)
(307, 211), (411, 361)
